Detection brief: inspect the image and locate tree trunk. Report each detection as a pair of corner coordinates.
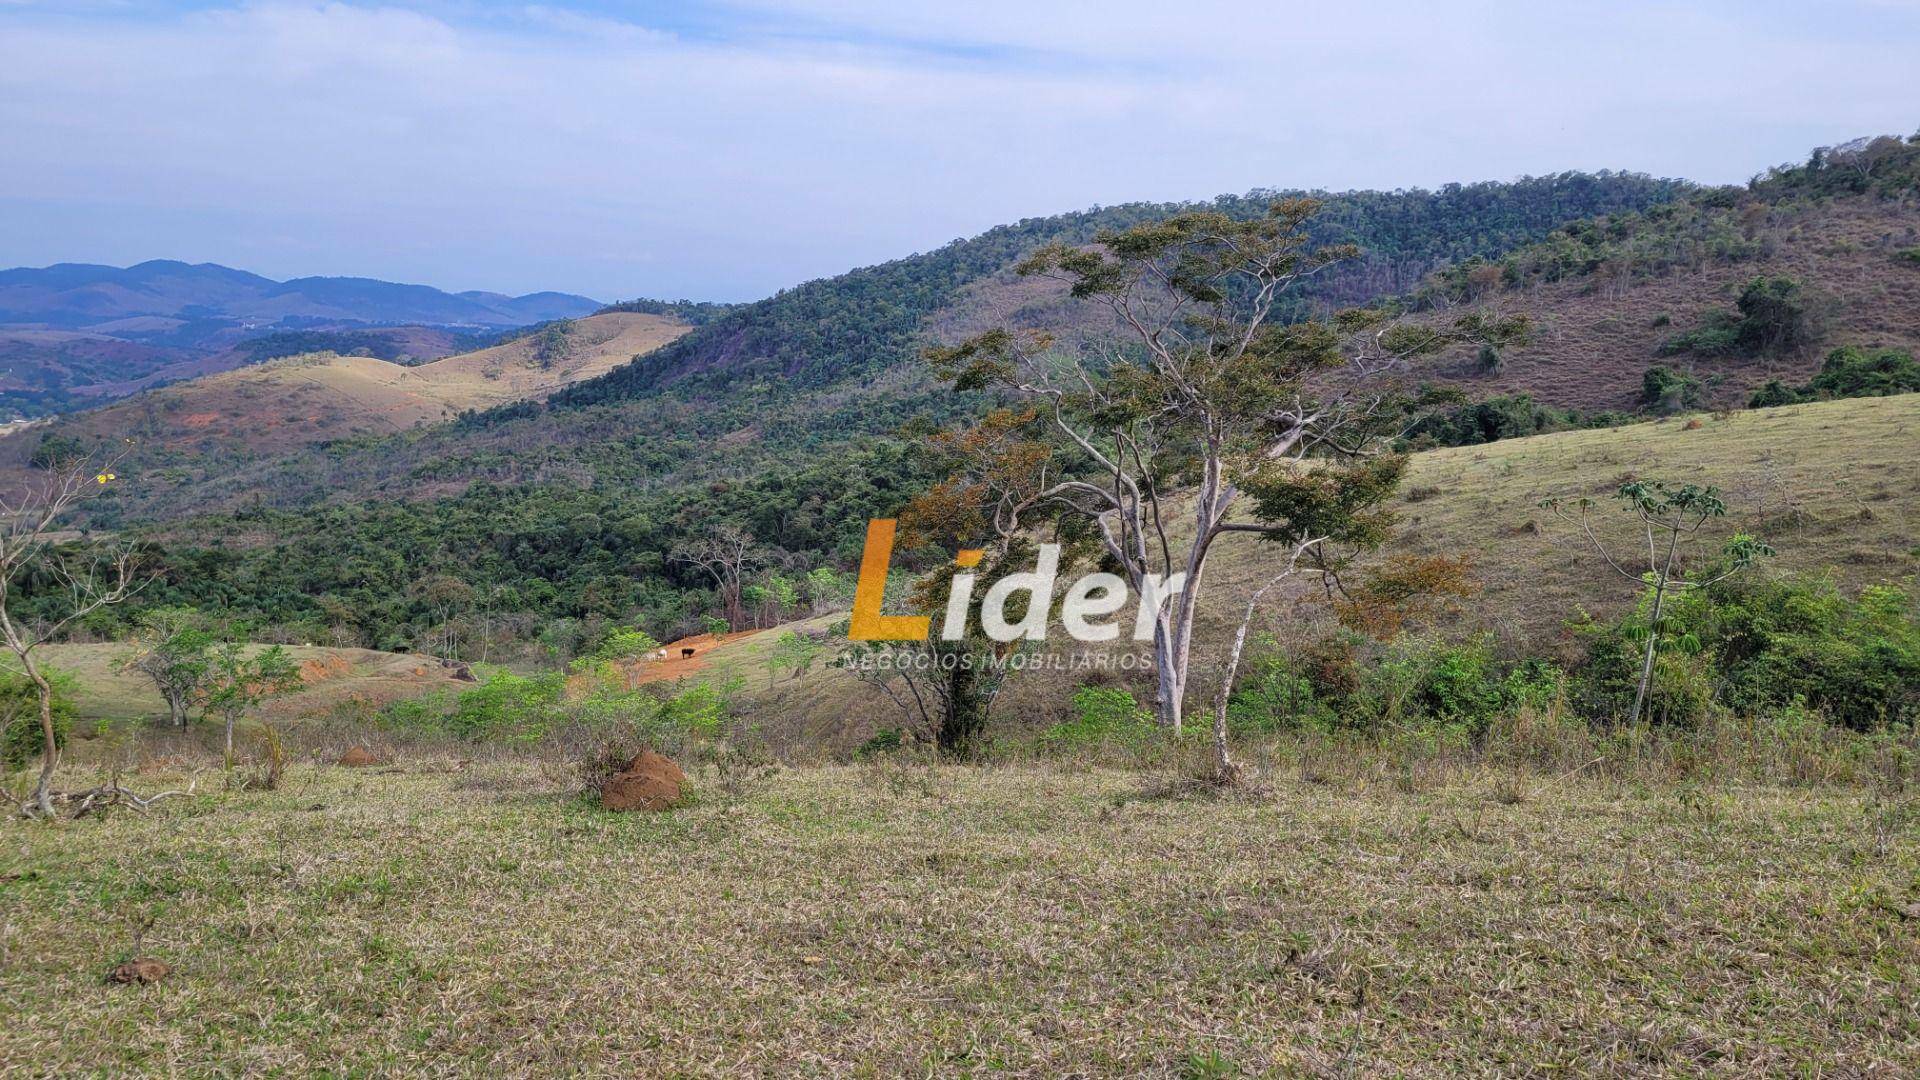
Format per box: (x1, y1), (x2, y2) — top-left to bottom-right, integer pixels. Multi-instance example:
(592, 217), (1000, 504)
(1149, 605), (1191, 734)
(1209, 595), (1264, 783)
(224, 710), (238, 767)
(1629, 532), (1683, 725)
(1209, 563), (1302, 784)
(1629, 581), (1668, 725)
(23, 652), (57, 817)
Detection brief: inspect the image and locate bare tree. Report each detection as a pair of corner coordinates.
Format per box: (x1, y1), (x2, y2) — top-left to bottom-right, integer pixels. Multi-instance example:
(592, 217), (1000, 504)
(671, 524), (758, 632)
(0, 456), (142, 816)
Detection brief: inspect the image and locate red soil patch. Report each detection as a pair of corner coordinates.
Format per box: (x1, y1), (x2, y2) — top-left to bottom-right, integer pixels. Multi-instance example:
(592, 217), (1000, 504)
(179, 411), (222, 428)
(622, 630), (763, 686)
(600, 750), (686, 812)
(299, 654), (354, 684)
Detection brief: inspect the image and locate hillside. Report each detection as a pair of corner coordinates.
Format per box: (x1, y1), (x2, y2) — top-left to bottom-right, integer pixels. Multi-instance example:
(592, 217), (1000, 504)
(79, 173), (1685, 519)
(3, 313), (689, 466)
(1405, 178), (1920, 410)
(703, 393), (1920, 753)
(27, 643), (477, 725)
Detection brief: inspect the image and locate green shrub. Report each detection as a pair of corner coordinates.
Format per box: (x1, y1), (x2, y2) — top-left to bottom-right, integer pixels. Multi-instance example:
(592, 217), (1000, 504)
(1226, 646), (1341, 734)
(1658, 312), (1743, 358)
(1683, 576), (1920, 730)
(1660, 276), (1817, 359)
(1571, 572), (1920, 729)
(660, 683), (728, 735)
(1568, 620), (1716, 726)
(1229, 635), (1564, 738)
(854, 728), (904, 759)
(1747, 379), (1806, 408)
(1641, 365), (1703, 411)
(569, 626), (662, 675)
(1893, 246), (1920, 267)
(1732, 276), (1815, 355)
(446, 670), (567, 741)
(0, 668), (78, 769)
(1044, 686), (1155, 750)
(1807, 346), (1920, 398)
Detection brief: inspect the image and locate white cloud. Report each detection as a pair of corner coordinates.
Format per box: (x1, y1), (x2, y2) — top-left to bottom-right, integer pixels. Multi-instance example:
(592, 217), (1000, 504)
(0, 1), (1913, 298)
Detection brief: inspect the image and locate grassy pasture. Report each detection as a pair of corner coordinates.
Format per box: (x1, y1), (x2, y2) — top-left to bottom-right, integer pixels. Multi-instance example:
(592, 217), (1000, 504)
(2, 756), (1916, 1075)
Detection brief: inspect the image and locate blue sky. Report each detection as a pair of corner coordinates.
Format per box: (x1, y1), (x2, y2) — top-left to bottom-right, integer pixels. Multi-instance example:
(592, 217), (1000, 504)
(1, 2), (1915, 302)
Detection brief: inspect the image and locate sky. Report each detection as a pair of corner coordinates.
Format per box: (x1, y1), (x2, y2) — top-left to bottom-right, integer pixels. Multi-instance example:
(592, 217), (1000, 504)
(0, 2), (1915, 302)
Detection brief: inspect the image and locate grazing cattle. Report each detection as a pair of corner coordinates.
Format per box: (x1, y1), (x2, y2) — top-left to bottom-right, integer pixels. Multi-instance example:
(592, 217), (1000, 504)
(681, 647), (695, 659)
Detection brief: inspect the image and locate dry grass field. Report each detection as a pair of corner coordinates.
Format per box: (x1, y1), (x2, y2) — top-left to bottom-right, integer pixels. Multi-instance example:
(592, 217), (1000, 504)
(20, 643), (475, 725)
(3, 753), (1916, 1076)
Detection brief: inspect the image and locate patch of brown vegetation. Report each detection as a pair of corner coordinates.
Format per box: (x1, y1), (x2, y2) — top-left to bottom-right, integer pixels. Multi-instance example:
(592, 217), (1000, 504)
(337, 746), (380, 767)
(106, 959), (170, 985)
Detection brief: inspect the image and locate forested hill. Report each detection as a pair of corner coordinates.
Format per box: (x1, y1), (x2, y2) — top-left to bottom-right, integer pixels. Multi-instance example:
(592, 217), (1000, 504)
(550, 172), (1689, 404)
(55, 170), (1689, 520)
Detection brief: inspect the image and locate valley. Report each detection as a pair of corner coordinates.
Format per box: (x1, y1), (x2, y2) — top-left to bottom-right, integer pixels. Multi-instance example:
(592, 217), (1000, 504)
(5, 119), (1919, 1078)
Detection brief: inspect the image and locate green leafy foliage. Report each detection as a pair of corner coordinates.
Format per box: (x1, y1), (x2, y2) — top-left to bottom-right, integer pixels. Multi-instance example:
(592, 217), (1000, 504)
(0, 667), (78, 769)
(1398, 393), (1622, 449)
(1227, 635), (1562, 738)
(1043, 686), (1157, 750)
(1659, 276), (1817, 359)
(1573, 573), (1920, 729)
(1640, 365), (1703, 411)
(1746, 346), (1920, 407)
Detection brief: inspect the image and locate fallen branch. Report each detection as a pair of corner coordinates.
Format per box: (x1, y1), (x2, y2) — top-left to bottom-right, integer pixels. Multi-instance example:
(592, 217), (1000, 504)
(18, 779), (197, 819)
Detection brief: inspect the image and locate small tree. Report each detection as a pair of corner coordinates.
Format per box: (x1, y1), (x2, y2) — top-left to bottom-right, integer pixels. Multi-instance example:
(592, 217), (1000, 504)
(0, 456), (141, 816)
(1543, 481), (1773, 724)
(199, 643), (303, 765)
(121, 607), (218, 728)
(765, 631), (825, 686)
(924, 200), (1525, 736)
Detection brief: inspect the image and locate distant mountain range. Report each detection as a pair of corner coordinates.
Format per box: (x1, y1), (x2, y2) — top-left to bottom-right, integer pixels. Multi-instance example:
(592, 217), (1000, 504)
(0, 260), (601, 330)
(0, 260), (608, 417)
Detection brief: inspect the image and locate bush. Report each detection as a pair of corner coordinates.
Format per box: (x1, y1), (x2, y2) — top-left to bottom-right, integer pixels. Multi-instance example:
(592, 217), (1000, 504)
(1044, 686), (1155, 750)
(1228, 635), (1564, 739)
(1226, 641), (1342, 734)
(1641, 365), (1703, 412)
(1733, 275), (1815, 355)
(1568, 619), (1716, 726)
(1659, 276), (1818, 359)
(1806, 346), (1920, 398)
(568, 626), (661, 675)
(0, 668), (78, 769)
(1747, 379), (1806, 408)
(1682, 576), (1920, 730)
(1570, 572), (1920, 729)
(1893, 246), (1920, 267)
(1743, 347), (1918, 408)
(1658, 312), (1743, 358)
(445, 670), (567, 740)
